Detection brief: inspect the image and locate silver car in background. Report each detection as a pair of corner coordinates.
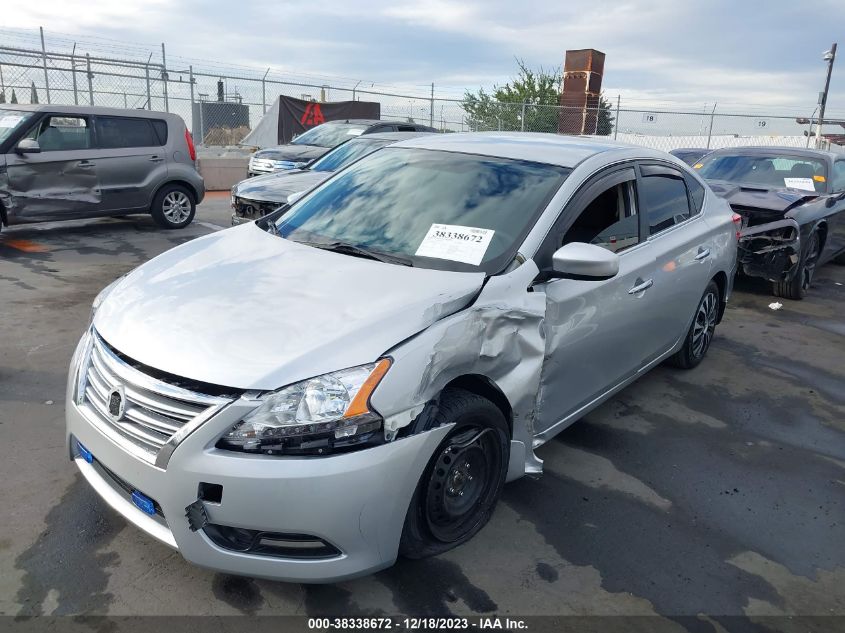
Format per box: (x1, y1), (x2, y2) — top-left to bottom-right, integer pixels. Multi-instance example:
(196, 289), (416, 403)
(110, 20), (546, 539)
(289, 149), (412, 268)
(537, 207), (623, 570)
(0, 104), (204, 231)
(66, 133), (737, 582)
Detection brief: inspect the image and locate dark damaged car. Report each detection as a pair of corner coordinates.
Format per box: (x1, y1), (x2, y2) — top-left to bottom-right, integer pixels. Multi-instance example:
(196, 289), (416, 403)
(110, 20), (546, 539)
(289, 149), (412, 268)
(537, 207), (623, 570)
(697, 147), (845, 299)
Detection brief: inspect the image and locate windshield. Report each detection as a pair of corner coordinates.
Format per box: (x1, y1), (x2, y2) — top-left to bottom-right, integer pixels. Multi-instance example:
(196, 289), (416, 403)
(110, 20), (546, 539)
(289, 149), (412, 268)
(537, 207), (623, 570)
(291, 123), (368, 148)
(697, 152), (828, 193)
(276, 147), (570, 274)
(309, 138), (389, 173)
(0, 109), (35, 144)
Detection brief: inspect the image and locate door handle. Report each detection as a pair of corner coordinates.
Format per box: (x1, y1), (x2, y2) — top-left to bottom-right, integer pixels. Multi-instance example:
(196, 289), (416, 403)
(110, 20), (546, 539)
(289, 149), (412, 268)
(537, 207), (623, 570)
(694, 247), (711, 261)
(628, 278), (653, 294)
(78, 160), (94, 168)
(148, 156), (164, 162)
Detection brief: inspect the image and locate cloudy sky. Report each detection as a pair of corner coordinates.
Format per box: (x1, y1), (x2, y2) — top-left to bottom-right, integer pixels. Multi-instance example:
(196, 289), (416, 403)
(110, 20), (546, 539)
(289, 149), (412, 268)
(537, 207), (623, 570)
(3, 0), (844, 114)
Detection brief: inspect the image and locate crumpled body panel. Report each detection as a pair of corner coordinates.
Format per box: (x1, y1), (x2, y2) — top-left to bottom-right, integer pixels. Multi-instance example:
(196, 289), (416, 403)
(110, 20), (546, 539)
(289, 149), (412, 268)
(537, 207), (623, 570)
(1, 158), (101, 223)
(371, 261), (547, 478)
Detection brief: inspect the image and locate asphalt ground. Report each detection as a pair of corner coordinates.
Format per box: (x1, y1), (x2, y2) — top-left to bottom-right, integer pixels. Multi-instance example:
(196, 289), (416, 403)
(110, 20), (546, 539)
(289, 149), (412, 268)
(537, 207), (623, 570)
(1, 193), (843, 630)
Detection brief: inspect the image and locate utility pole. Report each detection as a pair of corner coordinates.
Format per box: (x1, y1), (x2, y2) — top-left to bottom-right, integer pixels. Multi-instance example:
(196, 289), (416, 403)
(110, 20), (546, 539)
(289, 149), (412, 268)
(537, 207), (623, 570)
(70, 43), (78, 104)
(161, 43), (169, 112)
(430, 82), (434, 127)
(39, 27), (51, 103)
(815, 43), (837, 149)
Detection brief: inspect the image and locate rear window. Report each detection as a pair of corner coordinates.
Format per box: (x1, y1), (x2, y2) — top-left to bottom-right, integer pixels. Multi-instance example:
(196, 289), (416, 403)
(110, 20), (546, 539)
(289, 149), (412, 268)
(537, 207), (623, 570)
(95, 117), (158, 149)
(151, 119), (168, 145)
(640, 174), (691, 235)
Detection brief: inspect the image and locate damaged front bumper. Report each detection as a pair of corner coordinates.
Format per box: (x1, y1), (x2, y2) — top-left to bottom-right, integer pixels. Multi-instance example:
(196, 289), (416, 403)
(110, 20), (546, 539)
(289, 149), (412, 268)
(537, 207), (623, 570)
(67, 396), (452, 582)
(737, 218), (801, 282)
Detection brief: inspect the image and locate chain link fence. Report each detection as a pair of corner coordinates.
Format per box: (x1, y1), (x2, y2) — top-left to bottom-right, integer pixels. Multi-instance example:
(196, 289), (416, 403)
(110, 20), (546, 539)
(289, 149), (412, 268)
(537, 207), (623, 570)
(1, 29), (840, 154)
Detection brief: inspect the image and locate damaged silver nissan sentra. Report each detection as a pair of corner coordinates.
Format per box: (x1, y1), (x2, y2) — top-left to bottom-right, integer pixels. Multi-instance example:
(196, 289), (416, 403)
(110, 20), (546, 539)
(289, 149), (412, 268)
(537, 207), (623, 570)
(66, 132), (737, 582)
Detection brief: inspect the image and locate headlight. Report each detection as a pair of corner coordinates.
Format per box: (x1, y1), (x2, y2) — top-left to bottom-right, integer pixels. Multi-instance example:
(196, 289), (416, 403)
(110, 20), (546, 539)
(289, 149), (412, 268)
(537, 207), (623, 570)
(90, 275), (125, 324)
(217, 359), (391, 456)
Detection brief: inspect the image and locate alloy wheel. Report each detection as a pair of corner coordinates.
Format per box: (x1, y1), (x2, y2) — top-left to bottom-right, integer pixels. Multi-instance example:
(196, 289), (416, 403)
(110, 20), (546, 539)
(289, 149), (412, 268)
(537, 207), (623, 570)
(801, 232), (821, 292)
(162, 191), (192, 224)
(692, 291), (718, 359)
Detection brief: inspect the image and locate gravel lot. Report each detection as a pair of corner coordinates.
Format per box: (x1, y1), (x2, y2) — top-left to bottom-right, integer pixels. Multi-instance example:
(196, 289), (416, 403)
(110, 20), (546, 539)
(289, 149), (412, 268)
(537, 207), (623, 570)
(1, 193), (843, 625)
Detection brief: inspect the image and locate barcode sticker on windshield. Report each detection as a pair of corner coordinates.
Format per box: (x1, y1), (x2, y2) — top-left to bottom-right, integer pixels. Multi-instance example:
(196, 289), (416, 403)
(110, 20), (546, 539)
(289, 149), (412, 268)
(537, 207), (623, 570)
(415, 224), (495, 266)
(783, 177), (815, 191)
(0, 115), (23, 128)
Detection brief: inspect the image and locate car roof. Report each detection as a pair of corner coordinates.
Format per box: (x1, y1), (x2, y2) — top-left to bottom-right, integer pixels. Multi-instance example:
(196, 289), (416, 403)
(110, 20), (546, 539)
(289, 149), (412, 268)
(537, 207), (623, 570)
(0, 103), (179, 120)
(670, 148), (709, 153)
(705, 145), (840, 161)
(351, 131), (436, 142)
(391, 131), (652, 168)
(320, 119), (383, 127)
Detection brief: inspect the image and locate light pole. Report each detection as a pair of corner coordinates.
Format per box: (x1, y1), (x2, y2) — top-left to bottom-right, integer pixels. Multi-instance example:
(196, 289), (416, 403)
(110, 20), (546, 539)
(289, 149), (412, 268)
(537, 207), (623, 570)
(815, 43), (837, 149)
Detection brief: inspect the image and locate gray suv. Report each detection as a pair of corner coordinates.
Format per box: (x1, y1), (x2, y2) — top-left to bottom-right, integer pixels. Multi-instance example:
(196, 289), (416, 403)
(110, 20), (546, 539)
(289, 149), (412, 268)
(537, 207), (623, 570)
(0, 105), (205, 231)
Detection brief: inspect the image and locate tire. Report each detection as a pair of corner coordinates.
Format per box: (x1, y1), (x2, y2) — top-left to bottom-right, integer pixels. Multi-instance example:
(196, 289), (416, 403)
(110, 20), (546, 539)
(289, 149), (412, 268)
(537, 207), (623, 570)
(399, 389), (509, 559)
(667, 280), (720, 370)
(151, 184), (196, 229)
(773, 229), (821, 300)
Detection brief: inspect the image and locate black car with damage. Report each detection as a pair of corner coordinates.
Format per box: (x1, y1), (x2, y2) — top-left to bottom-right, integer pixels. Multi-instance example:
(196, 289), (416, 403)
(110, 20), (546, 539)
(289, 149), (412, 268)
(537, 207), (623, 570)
(696, 146), (845, 299)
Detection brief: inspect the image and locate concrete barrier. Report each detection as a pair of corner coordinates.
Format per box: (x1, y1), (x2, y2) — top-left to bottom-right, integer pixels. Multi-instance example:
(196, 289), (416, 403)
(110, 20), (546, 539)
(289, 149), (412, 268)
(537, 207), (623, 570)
(197, 156), (250, 191)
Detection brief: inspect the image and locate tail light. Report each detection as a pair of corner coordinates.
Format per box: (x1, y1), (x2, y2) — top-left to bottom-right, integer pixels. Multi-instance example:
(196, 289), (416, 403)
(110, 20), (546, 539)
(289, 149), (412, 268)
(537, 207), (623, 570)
(185, 128), (197, 162)
(731, 213), (742, 239)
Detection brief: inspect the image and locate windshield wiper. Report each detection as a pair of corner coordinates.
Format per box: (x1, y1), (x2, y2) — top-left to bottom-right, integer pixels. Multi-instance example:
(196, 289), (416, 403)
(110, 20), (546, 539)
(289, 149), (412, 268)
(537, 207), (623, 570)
(297, 240), (413, 266)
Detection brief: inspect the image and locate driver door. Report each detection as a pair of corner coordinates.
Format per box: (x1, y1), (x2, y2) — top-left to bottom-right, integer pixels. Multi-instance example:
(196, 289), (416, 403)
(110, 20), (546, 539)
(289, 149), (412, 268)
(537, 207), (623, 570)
(6, 113), (102, 222)
(533, 166), (659, 440)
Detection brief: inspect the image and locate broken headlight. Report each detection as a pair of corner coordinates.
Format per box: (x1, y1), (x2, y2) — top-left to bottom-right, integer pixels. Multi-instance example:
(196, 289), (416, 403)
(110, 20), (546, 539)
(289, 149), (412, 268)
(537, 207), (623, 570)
(217, 359), (391, 456)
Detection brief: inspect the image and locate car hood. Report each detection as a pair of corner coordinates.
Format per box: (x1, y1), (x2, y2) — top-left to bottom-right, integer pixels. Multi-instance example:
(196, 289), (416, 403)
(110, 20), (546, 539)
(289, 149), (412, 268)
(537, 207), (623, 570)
(253, 145), (327, 162)
(233, 170), (331, 204)
(94, 223), (485, 391)
(706, 180), (820, 214)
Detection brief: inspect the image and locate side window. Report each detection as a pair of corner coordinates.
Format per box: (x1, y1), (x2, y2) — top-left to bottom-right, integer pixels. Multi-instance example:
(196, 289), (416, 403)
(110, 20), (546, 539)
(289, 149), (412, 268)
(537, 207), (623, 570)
(832, 161), (845, 193)
(686, 176), (706, 216)
(95, 117), (157, 149)
(29, 115), (92, 151)
(562, 181), (639, 254)
(640, 172), (691, 236)
(151, 119), (168, 145)
(397, 125), (417, 132)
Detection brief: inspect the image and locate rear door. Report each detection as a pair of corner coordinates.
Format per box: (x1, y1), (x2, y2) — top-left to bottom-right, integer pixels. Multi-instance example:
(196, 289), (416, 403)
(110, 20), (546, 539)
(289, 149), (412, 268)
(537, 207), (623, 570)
(93, 115), (167, 212)
(6, 113), (102, 221)
(635, 163), (714, 355)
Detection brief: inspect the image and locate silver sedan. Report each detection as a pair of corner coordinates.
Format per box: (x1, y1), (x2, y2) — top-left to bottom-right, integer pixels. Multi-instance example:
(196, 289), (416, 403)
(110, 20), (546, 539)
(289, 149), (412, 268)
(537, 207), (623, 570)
(66, 132), (737, 582)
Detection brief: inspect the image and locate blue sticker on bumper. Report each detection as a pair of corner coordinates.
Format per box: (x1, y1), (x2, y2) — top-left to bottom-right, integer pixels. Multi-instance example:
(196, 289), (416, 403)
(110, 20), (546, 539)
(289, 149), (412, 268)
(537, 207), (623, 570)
(131, 490), (156, 515)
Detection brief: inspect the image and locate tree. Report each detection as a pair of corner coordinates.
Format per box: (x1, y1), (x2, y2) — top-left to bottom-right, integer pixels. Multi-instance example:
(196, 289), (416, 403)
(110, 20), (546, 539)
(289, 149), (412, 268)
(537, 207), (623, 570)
(596, 94), (615, 136)
(10, 89), (18, 104)
(463, 59), (614, 136)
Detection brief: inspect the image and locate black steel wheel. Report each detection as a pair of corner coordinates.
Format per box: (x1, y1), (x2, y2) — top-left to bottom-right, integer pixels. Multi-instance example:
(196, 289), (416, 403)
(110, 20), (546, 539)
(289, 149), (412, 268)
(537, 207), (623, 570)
(399, 389), (508, 559)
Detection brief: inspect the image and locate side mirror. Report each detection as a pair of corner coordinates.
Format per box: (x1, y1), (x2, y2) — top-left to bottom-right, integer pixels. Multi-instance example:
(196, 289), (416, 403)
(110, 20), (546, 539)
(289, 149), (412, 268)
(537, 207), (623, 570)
(551, 242), (620, 280)
(16, 139), (41, 154)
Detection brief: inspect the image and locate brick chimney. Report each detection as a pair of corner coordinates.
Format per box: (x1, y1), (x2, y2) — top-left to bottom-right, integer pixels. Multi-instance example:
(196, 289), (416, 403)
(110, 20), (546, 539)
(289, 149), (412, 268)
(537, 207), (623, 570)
(559, 49), (605, 134)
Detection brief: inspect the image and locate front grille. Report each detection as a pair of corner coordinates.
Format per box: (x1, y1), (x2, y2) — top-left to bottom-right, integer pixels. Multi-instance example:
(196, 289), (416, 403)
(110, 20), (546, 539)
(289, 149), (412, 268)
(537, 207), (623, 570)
(78, 332), (230, 464)
(233, 196), (283, 219)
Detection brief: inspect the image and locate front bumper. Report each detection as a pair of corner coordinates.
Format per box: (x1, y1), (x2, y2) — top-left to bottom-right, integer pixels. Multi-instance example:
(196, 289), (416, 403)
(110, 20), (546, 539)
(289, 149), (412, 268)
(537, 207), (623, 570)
(66, 377), (450, 582)
(230, 196), (284, 226)
(737, 218), (801, 282)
